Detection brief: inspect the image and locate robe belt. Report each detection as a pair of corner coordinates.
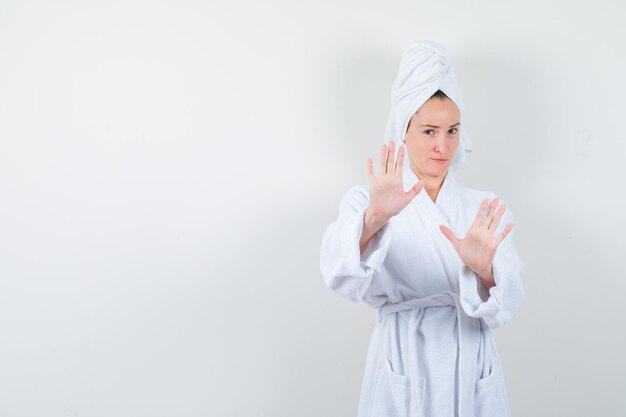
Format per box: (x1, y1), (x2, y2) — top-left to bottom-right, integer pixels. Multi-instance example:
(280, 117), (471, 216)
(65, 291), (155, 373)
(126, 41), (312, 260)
(376, 291), (477, 417)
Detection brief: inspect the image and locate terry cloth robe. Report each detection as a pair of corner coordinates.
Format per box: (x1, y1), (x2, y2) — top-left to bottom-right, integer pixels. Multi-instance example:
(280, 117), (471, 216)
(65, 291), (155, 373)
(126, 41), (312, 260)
(319, 167), (525, 417)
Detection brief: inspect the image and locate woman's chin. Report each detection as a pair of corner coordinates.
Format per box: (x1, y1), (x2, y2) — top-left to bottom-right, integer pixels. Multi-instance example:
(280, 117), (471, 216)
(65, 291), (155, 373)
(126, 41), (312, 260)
(410, 161), (450, 179)
(426, 166), (450, 178)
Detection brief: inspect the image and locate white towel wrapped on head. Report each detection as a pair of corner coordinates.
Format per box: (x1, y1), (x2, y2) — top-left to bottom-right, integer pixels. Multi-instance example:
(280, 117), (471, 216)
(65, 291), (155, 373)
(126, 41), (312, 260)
(384, 40), (472, 173)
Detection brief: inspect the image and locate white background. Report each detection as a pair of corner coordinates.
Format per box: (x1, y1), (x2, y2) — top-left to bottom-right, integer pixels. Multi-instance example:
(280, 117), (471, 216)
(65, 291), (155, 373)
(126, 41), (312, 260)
(1, 0), (624, 416)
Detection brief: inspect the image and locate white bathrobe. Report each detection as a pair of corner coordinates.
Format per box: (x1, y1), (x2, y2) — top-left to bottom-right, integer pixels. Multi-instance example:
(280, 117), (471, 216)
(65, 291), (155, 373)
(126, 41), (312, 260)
(319, 164), (525, 417)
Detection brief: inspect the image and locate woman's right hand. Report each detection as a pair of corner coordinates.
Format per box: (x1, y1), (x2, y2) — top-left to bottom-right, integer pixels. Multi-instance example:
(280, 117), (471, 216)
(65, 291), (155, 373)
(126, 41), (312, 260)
(366, 140), (425, 224)
(359, 140), (424, 253)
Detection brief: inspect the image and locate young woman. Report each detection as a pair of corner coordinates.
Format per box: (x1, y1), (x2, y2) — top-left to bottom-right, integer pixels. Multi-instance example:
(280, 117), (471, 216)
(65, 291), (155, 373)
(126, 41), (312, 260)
(320, 41), (525, 417)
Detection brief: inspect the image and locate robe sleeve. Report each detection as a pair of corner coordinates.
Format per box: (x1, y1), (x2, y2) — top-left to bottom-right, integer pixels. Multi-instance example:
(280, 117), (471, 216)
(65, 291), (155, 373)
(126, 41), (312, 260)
(319, 185), (392, 306)
(458, 200), (526, 329)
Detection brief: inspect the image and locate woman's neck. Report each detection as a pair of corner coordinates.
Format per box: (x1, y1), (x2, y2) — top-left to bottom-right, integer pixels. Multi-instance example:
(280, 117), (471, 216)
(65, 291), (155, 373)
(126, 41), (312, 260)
(424, 179), (444, 202)
(410, 165), (447, 202)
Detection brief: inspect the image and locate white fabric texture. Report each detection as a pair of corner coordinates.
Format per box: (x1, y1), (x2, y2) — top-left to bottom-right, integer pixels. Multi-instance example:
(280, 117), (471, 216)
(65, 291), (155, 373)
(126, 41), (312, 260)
(319, 41), (525, 417)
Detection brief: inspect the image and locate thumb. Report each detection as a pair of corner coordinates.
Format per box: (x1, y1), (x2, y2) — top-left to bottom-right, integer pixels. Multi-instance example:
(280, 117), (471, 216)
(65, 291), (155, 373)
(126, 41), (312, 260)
(406, 180), (425, 200)
(439, 225), (459, 246)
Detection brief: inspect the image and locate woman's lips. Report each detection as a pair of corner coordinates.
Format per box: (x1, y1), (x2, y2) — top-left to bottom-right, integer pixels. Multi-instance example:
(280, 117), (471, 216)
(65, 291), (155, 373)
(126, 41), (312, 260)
(431, 158), (448, 165)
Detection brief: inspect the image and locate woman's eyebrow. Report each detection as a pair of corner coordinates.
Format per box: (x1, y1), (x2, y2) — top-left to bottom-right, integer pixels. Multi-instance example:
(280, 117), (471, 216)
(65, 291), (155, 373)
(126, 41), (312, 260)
(420, 122), (461, 128)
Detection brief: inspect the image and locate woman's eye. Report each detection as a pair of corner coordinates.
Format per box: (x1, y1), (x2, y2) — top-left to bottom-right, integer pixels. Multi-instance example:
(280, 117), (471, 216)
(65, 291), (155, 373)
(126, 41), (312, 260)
(448, 128), (458, 134)
(424, 129), (435, 135)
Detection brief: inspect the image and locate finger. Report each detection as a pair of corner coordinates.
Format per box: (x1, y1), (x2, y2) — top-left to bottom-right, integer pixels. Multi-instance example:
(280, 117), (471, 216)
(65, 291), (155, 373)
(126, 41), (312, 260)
(406, 179), (425, 201)
(488, 203), (506, 232)
(367, 157), (374, 181)
(439, 225), (460, 246)
(379, 144), (387, 175)
(483, 197), (499, 229)
(394, 144), (404, 175)
(497, 223), (515, 243)
(472, 198), (489, 229)
(386, 140), (395, 174)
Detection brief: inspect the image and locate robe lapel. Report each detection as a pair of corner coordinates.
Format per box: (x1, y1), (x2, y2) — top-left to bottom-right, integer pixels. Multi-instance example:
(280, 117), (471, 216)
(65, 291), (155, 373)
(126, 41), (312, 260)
(401, 160), (463, 287)
(401, 159), (461, 227)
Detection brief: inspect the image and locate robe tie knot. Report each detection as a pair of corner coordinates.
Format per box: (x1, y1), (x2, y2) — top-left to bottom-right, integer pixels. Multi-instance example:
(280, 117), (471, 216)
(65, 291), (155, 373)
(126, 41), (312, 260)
(377, 290), (459, 324)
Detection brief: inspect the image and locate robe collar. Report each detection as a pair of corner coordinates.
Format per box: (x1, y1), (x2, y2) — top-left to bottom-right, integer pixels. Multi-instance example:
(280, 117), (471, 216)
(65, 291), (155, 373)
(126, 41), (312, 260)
(402, 160), (461, 222)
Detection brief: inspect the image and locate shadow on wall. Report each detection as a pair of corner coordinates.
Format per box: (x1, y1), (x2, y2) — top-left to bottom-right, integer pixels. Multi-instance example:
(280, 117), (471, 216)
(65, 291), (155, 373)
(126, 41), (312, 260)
(237, 48), (403, 413)
(454, 48), (551, 195)
(208, 204), (375, 417)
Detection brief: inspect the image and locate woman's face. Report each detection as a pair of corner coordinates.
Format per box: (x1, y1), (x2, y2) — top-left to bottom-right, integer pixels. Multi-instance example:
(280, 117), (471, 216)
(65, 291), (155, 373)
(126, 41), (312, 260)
(404, 97), (461, 180)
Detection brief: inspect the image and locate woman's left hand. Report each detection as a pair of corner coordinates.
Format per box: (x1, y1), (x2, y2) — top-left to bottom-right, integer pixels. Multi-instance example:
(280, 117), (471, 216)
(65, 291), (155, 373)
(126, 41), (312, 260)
(439, 197), (514, 289)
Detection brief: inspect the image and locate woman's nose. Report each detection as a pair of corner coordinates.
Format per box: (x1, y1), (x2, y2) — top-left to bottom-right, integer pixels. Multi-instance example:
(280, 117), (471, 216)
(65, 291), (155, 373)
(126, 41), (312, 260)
(434, 140), (447, 153)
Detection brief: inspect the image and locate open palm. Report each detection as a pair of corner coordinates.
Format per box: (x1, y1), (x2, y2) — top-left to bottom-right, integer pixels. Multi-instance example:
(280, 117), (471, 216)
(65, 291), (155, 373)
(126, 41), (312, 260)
(439, 197), (514, 282)
(367, 140), (424, 219)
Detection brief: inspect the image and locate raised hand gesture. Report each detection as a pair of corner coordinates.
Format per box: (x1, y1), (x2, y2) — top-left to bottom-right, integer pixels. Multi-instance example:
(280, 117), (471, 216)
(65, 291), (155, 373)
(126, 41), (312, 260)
(439, 197), (514, 288)
(367, 140), (425, 221)
(360, 140), (424, 253)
